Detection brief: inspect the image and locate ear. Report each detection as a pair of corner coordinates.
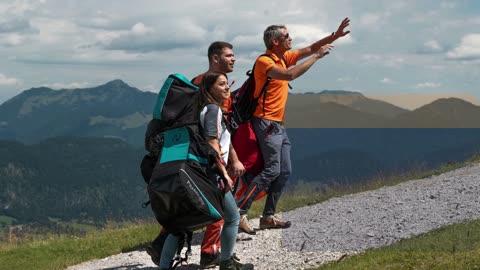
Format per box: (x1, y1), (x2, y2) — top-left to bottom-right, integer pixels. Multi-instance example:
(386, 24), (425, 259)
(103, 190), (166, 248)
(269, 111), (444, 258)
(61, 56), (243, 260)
(272, 39), (280, 47)
(212, 54), (219, 64)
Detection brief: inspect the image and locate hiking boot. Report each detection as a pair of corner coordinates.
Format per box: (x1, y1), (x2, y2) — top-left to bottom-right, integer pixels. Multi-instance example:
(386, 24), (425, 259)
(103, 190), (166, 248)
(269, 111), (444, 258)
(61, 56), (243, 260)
(145, 245), (160, 266)
(219, 256), (254, 270)
(200, 252), (220, 269)
(239, 214), (256, 235)
(259, 215), (291, 229)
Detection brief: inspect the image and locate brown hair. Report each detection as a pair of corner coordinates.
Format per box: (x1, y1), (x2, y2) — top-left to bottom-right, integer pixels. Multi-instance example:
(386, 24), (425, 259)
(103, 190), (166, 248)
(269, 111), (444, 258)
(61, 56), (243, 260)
(198, 71), (228, 111)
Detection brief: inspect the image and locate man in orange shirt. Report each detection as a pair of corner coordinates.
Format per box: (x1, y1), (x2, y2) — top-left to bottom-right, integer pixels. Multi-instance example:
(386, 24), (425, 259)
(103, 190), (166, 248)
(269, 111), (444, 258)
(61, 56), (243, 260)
(147, 41), (245, 269)
(236, 18), (351, 231)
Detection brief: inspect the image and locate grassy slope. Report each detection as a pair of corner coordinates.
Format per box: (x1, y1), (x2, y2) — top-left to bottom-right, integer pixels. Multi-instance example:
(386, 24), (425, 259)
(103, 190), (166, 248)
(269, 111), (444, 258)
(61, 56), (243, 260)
(314, 219), (480, 270)
(0, 224), (158, 270)
(1, 156), (479, 270)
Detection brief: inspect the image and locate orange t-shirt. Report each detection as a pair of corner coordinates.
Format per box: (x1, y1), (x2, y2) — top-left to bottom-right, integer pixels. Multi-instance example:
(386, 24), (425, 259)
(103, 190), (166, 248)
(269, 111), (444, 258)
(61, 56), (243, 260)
(193, 73), (232, 112)
(253, 50), (299, 122)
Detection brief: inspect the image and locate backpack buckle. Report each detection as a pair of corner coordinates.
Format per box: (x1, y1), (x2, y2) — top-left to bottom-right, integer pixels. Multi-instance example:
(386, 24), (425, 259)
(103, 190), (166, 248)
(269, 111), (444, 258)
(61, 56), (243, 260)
(230, 118), (239, 130)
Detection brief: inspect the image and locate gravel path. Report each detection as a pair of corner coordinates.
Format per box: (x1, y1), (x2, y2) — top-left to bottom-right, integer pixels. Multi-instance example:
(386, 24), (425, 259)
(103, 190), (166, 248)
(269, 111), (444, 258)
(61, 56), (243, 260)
(68, 163), (480, 270)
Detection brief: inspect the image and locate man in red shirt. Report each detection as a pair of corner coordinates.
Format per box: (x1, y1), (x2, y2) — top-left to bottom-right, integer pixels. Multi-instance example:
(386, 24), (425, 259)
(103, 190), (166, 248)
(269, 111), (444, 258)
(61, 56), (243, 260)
(193, 41), (245, 269)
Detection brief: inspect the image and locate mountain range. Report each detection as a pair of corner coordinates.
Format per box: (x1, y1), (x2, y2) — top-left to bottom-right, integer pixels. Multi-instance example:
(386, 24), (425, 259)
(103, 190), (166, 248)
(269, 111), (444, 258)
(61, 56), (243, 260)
(2, 80), (480, 227)
(1, 80), (480, 147)
(285, 91), (480, 128)
(0, 80), (155, 146)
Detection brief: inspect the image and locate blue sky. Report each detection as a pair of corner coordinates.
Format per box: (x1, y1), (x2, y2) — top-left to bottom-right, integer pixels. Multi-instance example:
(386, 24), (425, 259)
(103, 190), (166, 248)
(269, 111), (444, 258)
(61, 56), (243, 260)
(1, 0), (479, 107)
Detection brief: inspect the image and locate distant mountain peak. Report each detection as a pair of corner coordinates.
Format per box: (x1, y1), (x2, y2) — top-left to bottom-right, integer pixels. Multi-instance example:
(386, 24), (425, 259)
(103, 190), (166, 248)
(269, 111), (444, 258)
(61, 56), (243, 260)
(25, 86), (54, 93)
(13, 87), (54, 100)
(433, 97), (472, 104)
(420, 97), (476, 110)
(319, 90), (363, 95)
(103, 79), (130, 88)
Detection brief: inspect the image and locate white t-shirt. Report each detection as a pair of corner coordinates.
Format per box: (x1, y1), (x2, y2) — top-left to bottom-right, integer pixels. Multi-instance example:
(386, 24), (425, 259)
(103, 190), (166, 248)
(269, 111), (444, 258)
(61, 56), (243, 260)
(200, 104), (231, 165)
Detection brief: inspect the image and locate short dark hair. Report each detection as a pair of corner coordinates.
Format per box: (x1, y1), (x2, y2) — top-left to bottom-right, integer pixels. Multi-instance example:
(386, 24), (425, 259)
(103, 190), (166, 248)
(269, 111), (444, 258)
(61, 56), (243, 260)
(208, 41), (233, 64)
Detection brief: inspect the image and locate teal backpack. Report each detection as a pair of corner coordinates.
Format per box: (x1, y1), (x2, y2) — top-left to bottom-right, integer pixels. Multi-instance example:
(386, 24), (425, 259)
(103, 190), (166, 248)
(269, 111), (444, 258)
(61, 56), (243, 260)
(142, 73), (225, 234)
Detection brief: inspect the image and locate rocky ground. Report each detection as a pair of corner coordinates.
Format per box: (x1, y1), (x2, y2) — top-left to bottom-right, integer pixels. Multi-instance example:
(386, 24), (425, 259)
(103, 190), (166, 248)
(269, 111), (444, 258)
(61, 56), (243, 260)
(68, 163), (480, 270)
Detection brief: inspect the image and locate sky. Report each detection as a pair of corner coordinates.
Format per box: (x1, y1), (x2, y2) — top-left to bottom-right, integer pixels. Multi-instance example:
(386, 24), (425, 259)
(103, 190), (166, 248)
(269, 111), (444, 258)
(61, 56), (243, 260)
(1, 0), (479, 108)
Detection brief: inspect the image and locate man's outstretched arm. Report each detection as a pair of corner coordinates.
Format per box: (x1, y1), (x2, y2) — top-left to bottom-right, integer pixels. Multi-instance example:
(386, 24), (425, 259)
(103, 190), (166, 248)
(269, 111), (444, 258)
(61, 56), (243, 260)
(297, 17), (350, 60)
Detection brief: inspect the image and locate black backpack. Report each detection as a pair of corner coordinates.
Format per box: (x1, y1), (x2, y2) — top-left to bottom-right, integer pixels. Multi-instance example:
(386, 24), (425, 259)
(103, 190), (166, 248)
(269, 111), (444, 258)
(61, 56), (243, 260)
(229, 54), (274, 130)
(142, 73), (225, 234)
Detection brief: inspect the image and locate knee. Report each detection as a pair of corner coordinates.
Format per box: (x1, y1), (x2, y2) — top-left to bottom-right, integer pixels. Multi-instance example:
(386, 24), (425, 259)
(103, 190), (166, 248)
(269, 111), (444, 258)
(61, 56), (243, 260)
(281, 166), (292, 178)
(230, 210), (240, 226)
(224, 210), (240, 227)
(223, 193), (240, 226)
(261, 166), (281, 182)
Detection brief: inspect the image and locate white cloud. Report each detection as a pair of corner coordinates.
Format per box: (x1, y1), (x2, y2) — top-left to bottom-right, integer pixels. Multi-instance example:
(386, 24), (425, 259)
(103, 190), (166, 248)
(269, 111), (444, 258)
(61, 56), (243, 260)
(447, 33), (480, 60)
(288, 24), (353, 49)
(0, 73), (21, 86)
(362, 54), (405, 68)
(141, 84), (158, 93)
(360, 13), (382, 26)
(423, 40), (443, 53)
(337, 77), (352, 82)
(415, 82), (441, 89)
(5, 0), (44, 15)
(105, 19), (207, 52)
(131, 22), (152, 35)
(43, 82), (91, 90)
(0, 0), (479, 104)
(33, 18), (80, 45)
(381, 78), (395, 84)
(1, 33), (24, 46)
(440, 2), (457, 9)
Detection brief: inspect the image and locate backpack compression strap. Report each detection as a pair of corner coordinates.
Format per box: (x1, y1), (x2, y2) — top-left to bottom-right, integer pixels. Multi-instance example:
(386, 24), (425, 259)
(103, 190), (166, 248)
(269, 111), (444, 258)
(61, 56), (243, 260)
(170, 231), (193, 269)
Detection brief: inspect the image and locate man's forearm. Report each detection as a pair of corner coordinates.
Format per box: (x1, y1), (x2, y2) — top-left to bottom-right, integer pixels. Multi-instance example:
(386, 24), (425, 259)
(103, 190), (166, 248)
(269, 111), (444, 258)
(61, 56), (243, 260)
(299, 33), (335, 59)
(310, 32), (338, 53)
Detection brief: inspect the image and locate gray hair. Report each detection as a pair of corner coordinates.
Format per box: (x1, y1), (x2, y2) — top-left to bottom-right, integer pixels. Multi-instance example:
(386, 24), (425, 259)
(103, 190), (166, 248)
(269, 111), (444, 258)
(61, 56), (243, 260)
(263, 25), (286, 50)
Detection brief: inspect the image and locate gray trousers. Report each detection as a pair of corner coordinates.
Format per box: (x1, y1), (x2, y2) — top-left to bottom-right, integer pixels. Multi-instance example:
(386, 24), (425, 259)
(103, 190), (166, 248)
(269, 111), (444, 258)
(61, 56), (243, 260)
(237, 117), (292, 217)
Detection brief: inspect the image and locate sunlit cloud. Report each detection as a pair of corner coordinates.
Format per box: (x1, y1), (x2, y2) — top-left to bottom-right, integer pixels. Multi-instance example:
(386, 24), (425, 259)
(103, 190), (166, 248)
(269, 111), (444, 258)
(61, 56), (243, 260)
(415, 82), (441, 89)
(0, 73), (21, 86)
(42, 82), (91, 89)
(447, 33), (480, 60)
(381, 78), (395, 84)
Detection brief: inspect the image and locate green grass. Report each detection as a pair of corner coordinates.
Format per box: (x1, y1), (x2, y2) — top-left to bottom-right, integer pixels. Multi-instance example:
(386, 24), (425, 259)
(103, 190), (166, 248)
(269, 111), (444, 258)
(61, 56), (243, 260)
(1, 155), (479, 270)
(0, 215), (17, 227)
(312, 219), (480, 270)
(0, 223), (159, 270)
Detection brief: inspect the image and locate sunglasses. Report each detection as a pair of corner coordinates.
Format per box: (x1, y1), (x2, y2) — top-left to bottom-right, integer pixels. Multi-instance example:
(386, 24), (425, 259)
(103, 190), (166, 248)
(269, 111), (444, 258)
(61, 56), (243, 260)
(279, 33), (290, 40)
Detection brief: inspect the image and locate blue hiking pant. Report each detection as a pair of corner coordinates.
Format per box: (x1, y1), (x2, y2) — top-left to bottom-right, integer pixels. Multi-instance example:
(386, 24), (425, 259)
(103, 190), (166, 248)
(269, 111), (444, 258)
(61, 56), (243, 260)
(159, 190), (240, 268)
(237, 117), (292, 217)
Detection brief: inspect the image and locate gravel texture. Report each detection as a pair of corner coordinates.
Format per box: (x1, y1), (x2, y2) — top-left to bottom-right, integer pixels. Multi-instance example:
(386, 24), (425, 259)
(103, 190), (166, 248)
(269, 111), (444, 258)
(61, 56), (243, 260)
(67, 163), (480, 270)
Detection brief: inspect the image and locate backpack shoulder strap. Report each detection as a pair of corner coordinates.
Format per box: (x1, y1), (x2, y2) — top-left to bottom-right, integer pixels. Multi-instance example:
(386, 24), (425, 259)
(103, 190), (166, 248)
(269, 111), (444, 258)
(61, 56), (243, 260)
(253, 54), (274, 114)
(190, 74), (203, 87)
